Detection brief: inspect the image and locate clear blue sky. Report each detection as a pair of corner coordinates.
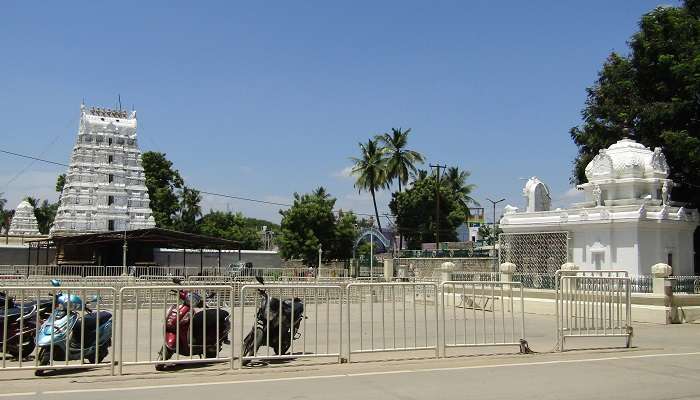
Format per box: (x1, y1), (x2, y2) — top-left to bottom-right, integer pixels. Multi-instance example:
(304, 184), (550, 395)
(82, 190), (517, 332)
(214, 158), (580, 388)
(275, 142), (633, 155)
(0, 1), (676, 223)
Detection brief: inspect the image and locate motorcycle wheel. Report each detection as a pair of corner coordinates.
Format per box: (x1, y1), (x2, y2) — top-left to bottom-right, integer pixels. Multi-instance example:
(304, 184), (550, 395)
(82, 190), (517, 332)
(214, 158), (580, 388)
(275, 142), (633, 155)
(9, 341), (35, 360)
(155, 347), (173, 371)
(274, 339), (291, 356)
(34, 348), (50, 376)
(242, 327), (264, 365)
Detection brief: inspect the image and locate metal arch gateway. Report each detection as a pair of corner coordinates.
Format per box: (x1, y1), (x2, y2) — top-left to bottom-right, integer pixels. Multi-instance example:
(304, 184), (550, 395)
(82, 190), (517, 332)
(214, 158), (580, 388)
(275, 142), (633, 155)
(353, 227), (392, 251)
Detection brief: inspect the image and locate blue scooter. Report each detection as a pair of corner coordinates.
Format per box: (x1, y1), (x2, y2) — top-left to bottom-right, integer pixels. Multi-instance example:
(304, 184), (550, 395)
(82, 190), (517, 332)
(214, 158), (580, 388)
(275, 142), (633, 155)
(34, 280), (113, 376)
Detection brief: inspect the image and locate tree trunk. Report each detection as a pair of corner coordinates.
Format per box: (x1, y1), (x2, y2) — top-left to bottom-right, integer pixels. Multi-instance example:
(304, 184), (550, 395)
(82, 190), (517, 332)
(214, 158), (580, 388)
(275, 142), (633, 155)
(397, 180), (403, 253)
(371, 187), (382, 231)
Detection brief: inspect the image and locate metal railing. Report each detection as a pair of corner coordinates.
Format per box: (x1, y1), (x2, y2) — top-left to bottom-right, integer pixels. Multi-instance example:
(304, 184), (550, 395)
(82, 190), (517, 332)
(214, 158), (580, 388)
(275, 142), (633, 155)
(671, 276), (700, 294)
(555, 271), (632, 351)
(345, 282), (439, 361)
(441, 281), (525, 355)
(118, 285), (234, 373)
(0, 286), (117, 374)
(239, 284), (343, 367)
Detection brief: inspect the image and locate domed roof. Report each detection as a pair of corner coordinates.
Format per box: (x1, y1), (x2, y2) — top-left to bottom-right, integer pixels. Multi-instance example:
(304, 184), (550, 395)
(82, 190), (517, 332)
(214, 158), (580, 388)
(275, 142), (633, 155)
(16, 200), (35, 211)
(584, 138), (669, 182)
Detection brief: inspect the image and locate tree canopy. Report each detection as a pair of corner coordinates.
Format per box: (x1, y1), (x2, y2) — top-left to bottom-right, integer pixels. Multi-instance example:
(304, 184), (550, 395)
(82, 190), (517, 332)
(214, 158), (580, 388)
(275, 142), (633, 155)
(570, 1), (700, 207)
(142, 151), (184, 229)
(389, 176), (466, 249)
(278, 188), (357, 265)
(25, 197), (58, 235)
(351, 139), (388, 231)
(198, 211), (263, 249)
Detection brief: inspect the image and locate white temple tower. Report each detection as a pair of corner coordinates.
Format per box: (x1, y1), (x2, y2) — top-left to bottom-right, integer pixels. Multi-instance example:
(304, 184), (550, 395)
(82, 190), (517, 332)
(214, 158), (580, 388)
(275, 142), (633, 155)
(51, 104), (156, 234)
(8, 200), (40, 236)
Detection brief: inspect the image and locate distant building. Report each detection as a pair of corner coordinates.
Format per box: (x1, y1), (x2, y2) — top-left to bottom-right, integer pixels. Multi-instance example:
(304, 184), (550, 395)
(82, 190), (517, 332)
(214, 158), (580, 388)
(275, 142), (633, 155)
(8, 200), (40, 235)
(51, 104), (155, 234)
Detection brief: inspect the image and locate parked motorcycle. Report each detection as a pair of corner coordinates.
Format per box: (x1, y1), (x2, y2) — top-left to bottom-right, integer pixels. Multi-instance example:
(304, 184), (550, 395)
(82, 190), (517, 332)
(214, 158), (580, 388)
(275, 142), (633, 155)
(242, 276), (304, 362)
(155, 280), (231, 370)
(0, 291), (53, 360)
(34, 280), (113, 376)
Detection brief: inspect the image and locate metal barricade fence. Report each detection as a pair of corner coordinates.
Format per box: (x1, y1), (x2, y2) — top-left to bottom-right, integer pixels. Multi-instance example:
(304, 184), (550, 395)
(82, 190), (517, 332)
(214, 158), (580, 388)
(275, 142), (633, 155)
(0, 286), (117, 374)
(441, 281), (525, 355)
(345, 282), (439, 361)
(555, 271), (632, 351)
(239, 284), (343, 367)
(118, 285), (235, 373)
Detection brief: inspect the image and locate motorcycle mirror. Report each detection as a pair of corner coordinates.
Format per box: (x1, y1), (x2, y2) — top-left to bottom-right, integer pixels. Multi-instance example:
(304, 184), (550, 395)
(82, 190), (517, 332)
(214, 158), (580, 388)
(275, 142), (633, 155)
(90, 294), (101, 303)
(255, 276), (265, 285)
(50, 279), (62, 287)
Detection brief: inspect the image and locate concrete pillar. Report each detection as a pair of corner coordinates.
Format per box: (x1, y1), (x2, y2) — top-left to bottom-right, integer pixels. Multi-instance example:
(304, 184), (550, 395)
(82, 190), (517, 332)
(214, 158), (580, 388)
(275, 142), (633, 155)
(440, 261), (456, 283)
(499, 262), (516, 282)
(383, 258), (394, 281)
(651, 263), (676, 324)
(559, 262), (579, 293)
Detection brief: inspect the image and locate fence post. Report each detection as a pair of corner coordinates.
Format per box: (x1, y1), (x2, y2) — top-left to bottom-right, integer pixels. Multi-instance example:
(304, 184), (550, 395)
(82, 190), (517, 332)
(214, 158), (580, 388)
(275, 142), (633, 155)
(651, 263), (675, 324)
(559, 262), (579, 293)
(439, 262), (455, 283)
(500, 262), (516, 282)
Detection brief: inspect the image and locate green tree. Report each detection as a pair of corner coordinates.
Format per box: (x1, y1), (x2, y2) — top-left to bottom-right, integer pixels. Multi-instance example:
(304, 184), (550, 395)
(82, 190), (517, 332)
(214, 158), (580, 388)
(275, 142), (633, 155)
(351, 139), (388, 231)
(174, 186), (202, 233)
(25, 197), (58, 235)
(570, 1), (700, 208)
(142, 152), (184, 229)
(377, 128), (424, 193)
(389, 177), (465, 248)
(0, 193), (11, 233)
(278, 188), (358, 265)
(55, 174), (66, 198)
(198, 211), (262, 249)
(478, 224), (502, 246)
(444, 167), (480, 213)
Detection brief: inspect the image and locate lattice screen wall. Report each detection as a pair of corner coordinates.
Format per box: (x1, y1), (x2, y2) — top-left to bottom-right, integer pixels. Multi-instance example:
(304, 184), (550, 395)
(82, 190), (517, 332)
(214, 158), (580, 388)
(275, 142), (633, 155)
(498, 232), (569, 274)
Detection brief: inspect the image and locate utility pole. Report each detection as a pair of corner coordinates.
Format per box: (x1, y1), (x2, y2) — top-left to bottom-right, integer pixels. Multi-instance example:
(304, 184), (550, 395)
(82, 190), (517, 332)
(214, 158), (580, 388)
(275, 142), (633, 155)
(486, 197), (505, 271)
(429, 164), (447, 251)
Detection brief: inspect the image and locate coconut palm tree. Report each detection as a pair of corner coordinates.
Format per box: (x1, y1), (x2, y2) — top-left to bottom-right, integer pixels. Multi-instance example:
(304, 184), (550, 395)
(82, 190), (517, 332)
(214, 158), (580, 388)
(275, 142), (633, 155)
(444, 166), (480, 213)
(351, 139), (388, 231)
(376, 128), (424, 193)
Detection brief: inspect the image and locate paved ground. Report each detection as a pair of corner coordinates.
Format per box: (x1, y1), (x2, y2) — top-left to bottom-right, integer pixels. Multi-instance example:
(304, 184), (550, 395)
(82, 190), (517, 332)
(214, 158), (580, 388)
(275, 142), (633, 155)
(0, 313), (699, 399)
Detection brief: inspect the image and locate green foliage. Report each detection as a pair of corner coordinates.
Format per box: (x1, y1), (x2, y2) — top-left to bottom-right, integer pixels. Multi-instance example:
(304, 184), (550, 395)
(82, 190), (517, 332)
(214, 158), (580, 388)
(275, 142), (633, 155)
(478, 224), (502, 246)
(278, 188), (358, 265)
(376, 128), (424, 193)
(351, 139), (388, 230)
(173, 186), (202, 233)
(142, 151), (184, 229)
(25, 197), (58, 235)
(198, 211), (262, 249)
(55, 174), (66, 195)
(570, 1), (700, 206)
(443, 166), (480, 212)
(0, 193), (10, 233)
(389, 177), (465, 249)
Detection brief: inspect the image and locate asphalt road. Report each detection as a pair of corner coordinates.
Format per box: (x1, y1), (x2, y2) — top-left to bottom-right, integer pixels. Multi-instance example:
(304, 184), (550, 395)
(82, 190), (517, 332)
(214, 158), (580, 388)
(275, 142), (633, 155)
(3, 350), (700, 400)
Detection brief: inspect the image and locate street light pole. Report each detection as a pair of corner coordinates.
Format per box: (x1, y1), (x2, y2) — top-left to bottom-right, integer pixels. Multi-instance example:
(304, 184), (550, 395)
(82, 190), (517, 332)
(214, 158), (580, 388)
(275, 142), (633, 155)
(370, 232), (374, 282)
(486, 197), (505, 271)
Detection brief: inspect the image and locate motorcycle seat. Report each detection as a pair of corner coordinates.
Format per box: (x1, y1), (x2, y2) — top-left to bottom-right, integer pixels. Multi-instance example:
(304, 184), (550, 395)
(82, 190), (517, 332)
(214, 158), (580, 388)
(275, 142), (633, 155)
(72, 311), (112, 341)
(282, 299), (304, 316)
(0, 304), (36, 322)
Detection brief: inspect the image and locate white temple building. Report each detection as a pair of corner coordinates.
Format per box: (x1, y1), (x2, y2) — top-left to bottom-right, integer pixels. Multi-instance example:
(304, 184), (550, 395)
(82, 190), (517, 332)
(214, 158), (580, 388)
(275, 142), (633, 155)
(51, 104), (156, 234)
(8, 200), (40, 236)
(500, 138), (698, 275)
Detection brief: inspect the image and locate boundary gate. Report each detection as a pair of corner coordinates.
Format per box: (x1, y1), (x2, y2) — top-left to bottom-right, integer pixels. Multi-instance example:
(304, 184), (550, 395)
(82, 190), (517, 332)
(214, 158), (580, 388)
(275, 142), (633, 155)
(555, 270), (632, 351)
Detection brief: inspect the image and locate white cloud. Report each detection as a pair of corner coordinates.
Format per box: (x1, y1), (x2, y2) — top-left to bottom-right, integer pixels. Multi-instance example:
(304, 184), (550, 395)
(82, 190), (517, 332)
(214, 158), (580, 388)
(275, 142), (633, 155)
(551, 187), (584, 209)
(332, 166), (354, 180)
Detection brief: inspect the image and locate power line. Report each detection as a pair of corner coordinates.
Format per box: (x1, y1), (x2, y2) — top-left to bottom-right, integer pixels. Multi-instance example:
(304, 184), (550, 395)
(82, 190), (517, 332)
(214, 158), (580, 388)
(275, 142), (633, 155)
(0, 148), (390, 219)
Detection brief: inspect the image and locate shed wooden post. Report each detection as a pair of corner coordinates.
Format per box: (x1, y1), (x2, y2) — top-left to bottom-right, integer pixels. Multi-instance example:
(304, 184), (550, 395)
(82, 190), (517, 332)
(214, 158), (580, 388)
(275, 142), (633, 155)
(217, 249), (221, 275)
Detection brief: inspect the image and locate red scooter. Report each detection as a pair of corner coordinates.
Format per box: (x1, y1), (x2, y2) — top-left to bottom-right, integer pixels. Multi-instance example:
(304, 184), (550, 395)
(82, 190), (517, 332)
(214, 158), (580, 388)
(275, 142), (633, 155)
(155, 282), (230, 370)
